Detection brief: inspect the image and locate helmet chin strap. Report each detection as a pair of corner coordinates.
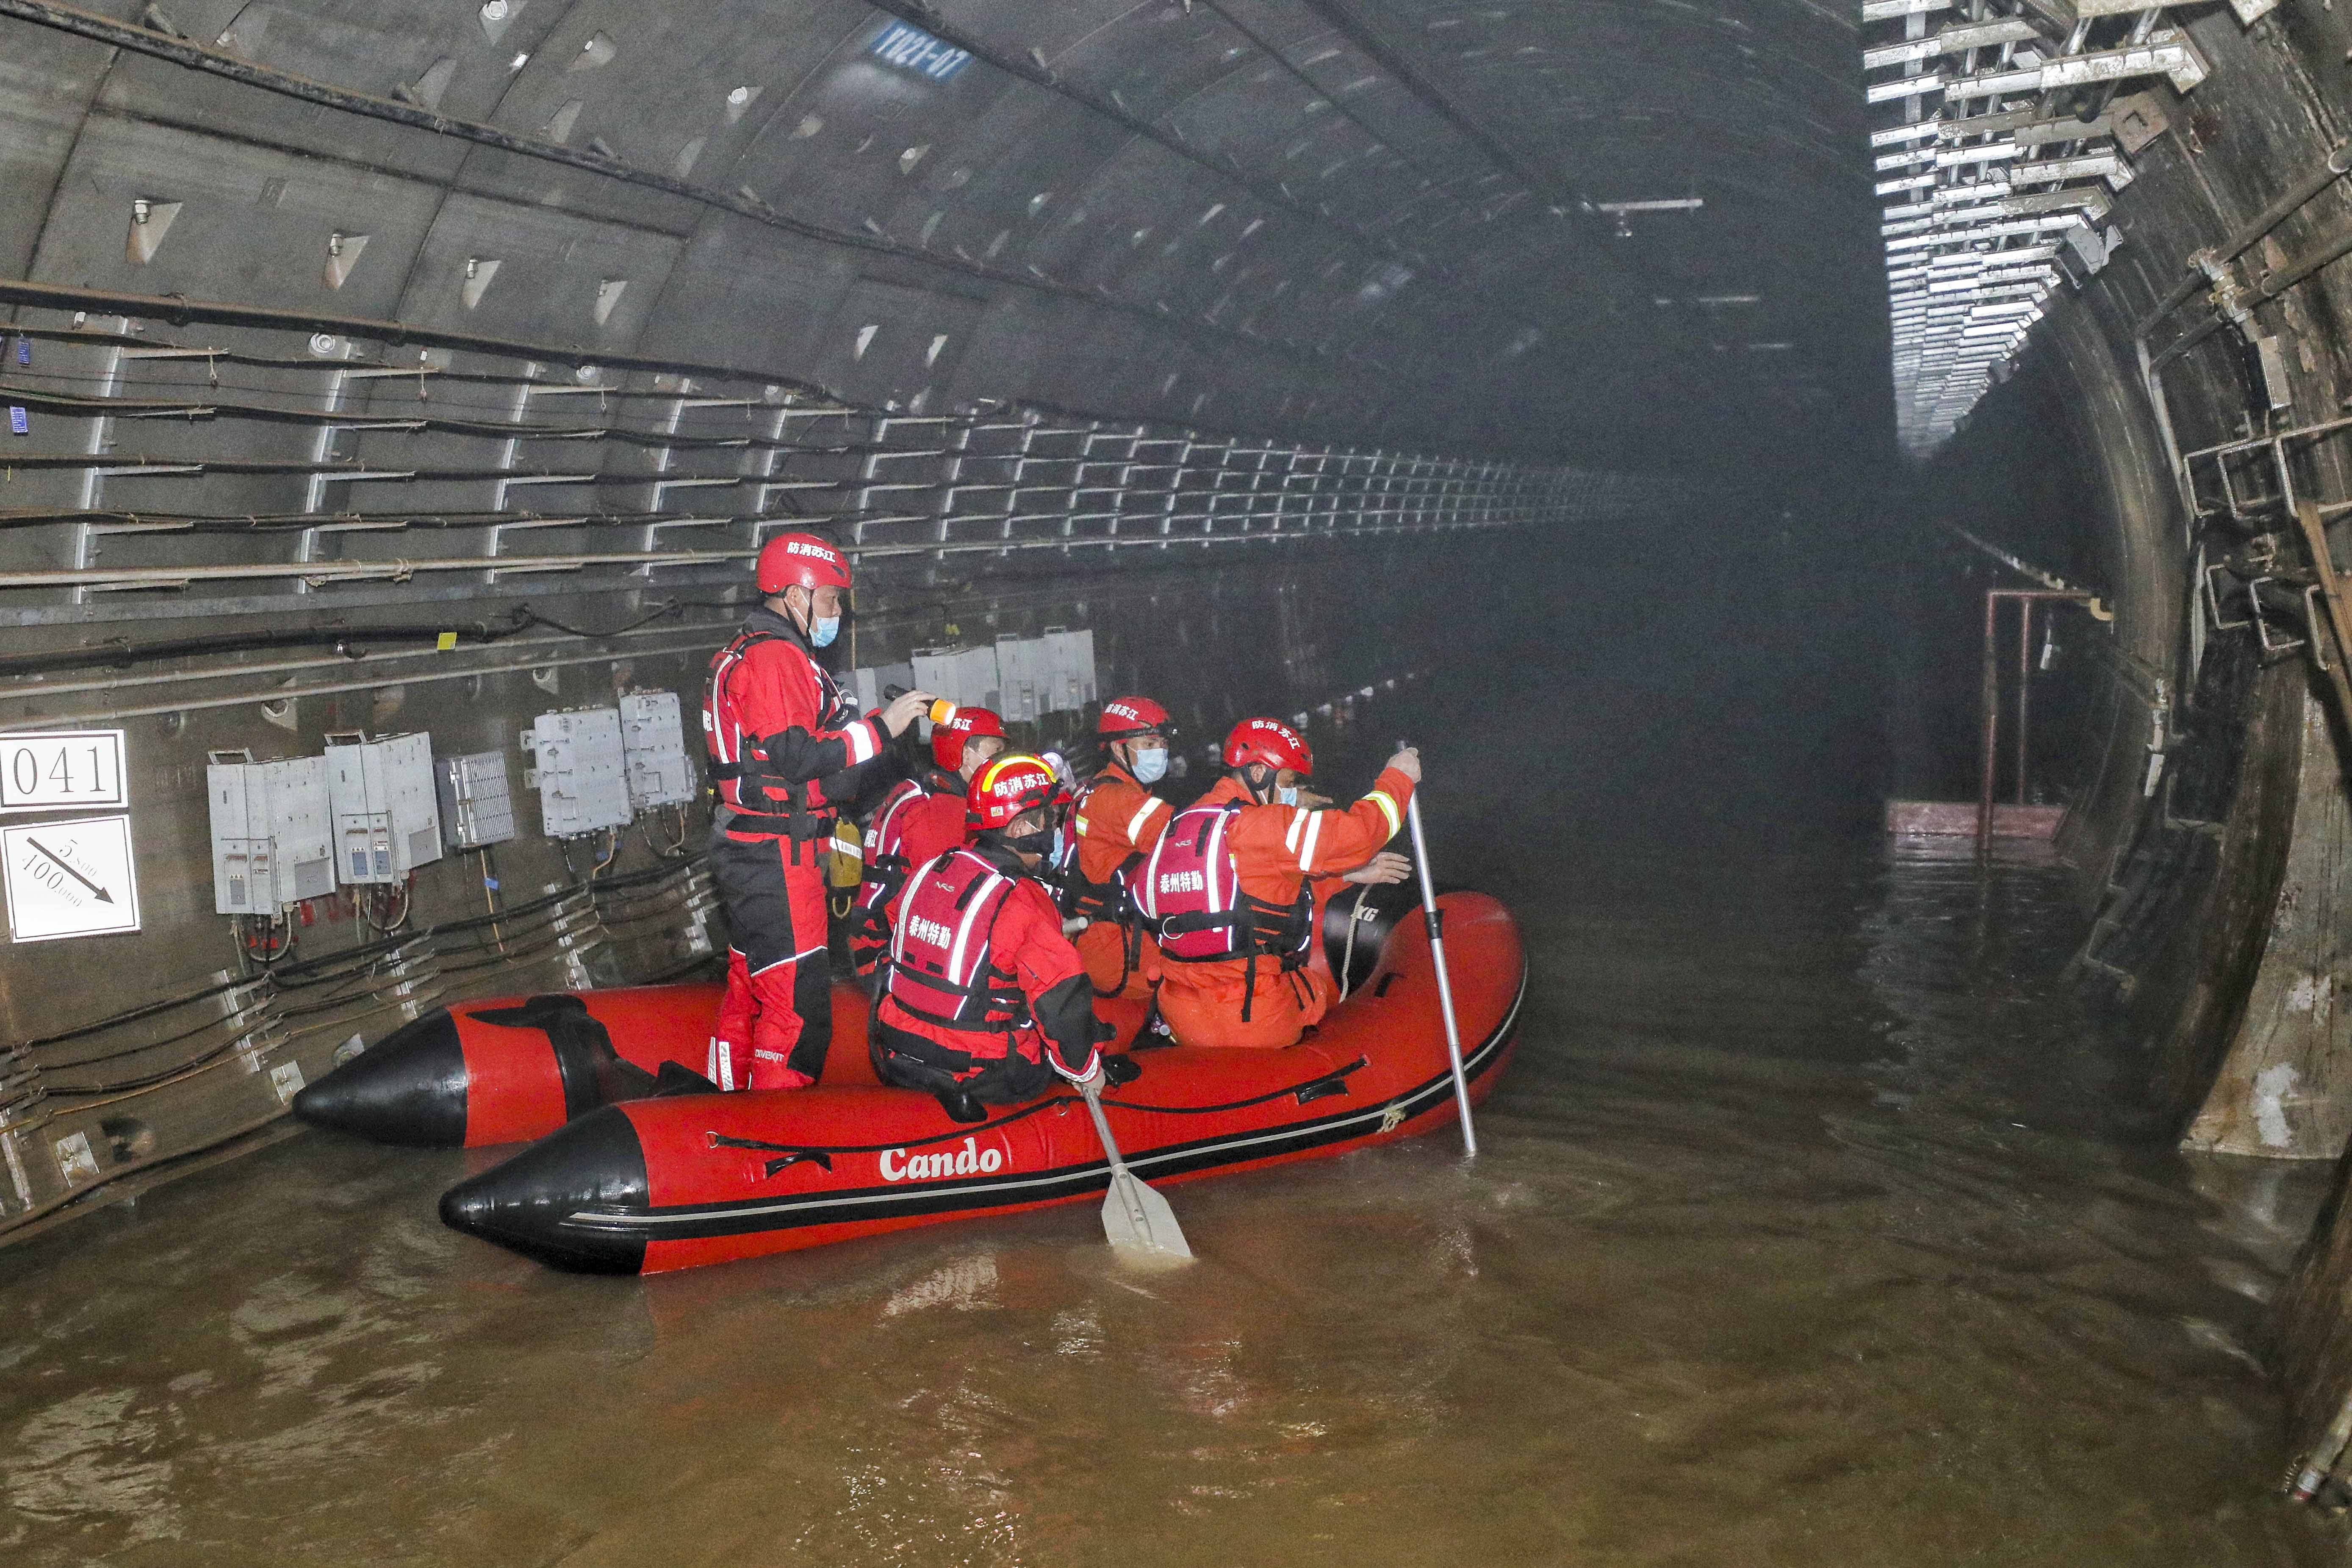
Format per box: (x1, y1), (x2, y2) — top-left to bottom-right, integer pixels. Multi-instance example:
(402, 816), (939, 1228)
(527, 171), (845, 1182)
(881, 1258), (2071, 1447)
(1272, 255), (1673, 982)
(777, 585), (809, 636)
(1243, 761), (1276, 804)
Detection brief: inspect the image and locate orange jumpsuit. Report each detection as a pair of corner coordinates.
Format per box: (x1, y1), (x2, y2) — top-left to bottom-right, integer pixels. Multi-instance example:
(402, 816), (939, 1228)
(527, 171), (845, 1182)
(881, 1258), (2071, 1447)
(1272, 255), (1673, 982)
(1156, 766), (1414, 1049)
(1068, 761), (1171, 999)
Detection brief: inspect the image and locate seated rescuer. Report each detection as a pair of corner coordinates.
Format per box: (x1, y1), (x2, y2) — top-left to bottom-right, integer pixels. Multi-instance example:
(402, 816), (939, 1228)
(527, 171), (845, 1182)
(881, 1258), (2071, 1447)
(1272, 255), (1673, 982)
(1062, 697), (1177, 1001)
(847, 706), (1006, 976)
(873, 754), (1140, 1119)
(1140, 718), (1420, 1050)
(704, 531), (935, 1090)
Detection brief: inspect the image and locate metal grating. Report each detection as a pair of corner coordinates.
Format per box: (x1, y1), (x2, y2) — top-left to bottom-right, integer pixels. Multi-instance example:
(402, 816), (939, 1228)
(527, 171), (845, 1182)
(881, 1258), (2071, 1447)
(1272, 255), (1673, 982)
(0, 288), (1658, 608)
(1861, 0), (2274, 457)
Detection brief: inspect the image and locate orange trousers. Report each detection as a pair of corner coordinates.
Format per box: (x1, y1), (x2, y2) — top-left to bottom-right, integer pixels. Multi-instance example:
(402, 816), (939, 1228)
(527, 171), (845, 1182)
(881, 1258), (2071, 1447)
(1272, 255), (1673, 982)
(1159, 962), (1335, 1049)
(1075, 919), (1161, 1002)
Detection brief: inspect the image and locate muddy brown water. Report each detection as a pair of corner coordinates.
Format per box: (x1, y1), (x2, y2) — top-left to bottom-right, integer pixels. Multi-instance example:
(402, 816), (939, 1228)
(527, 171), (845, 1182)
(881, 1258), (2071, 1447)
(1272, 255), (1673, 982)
(3, 680), (2346, 1565)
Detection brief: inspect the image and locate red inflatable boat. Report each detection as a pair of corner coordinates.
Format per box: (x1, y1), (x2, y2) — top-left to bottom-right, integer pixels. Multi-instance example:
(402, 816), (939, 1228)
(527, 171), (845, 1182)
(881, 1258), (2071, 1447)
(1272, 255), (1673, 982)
(292, 979), (1146, 1148)
(438, 891), (1524, 1275)
(295, 874), (1428, 1150)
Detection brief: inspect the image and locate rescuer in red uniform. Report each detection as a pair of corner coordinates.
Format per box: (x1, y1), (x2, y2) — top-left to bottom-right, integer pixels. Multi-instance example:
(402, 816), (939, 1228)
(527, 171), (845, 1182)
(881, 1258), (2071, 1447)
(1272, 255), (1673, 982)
(703, 532), (934, 1090)
(847, 705), (1006, 976)
(873, 753), (1130, 1120)
(1063, 696), (1176, 1001)
(1141, 718), (1418, 1049)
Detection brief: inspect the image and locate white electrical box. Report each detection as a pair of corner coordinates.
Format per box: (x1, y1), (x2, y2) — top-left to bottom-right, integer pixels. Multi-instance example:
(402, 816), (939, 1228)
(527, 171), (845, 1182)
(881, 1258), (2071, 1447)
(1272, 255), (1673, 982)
(619, 691), (696, 809)
(994, 636), (1047, 724)
(911, 646), (1003, 712)
(324, 732), (443, 884)
(845, 663), (914, 715)
(435, 749), (518, 850)
(521, 708), (633, 837)
(909, 647), (961, 708)
(206, 753), (335, 914)
(962, 646), (1003, 711)
(1043, 628), (1097, 714)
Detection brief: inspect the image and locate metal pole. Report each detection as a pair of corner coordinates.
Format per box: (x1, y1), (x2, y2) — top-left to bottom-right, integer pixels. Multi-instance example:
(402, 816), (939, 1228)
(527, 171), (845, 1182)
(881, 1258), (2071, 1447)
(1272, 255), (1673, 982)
(1402, 774), (1478, 1157)
(2140, 141), (2352, 336)
(1978, 589), (1999, 850)
(2016, 597), (2032, 806)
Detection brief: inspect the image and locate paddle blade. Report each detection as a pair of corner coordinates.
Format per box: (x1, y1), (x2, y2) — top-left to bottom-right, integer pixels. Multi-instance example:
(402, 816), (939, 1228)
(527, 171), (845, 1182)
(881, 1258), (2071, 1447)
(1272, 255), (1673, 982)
(1101, 1170), (1193, 1261)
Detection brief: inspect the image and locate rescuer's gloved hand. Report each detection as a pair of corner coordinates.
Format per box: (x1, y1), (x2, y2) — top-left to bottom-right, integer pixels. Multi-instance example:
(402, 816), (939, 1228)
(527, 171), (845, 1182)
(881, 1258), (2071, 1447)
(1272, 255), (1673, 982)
(1101, 1054), (1141, 1088)
(1054, 1053), (1104, 1090)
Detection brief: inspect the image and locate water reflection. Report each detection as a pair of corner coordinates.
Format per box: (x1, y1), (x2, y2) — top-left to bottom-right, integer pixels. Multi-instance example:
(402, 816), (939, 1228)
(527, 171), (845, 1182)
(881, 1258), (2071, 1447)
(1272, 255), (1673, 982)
(0, 791), (2344, 1562)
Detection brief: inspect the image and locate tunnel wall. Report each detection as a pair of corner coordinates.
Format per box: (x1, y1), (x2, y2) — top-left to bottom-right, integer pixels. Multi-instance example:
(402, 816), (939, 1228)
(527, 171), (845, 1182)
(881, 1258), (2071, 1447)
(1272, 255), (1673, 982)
(1914, 1), (2352, 1456)
(0, 0), (1665, 462)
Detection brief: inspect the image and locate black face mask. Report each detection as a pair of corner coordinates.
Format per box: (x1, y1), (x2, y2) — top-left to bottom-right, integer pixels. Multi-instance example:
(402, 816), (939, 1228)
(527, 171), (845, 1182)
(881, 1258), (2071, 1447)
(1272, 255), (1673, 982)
(990, 829), (1047, 867)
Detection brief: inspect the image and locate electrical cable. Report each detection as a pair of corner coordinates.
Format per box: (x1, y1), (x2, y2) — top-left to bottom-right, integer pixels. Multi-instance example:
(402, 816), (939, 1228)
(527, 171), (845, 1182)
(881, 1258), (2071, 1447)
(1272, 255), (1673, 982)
(516, 599), (684, 639)
(34, 856), (707, 1063)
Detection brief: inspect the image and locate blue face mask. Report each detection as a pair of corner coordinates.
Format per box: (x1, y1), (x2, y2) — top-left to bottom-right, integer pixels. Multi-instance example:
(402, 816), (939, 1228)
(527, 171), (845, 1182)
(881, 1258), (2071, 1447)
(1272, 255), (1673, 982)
(808, 614), (840, 648)
(1276, 785), (1300, 808)
(1132, 747), (1168, 785)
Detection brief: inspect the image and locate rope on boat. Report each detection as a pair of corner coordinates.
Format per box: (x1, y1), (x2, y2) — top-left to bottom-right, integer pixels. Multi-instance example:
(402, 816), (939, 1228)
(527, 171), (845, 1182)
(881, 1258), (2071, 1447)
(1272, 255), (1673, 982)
(704, 1056), (1370, 1174)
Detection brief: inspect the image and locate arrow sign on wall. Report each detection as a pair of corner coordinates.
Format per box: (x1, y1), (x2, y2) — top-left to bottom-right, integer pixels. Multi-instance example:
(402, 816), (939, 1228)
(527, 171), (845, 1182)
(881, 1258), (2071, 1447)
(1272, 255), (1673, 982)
(24, 837), (114, 903)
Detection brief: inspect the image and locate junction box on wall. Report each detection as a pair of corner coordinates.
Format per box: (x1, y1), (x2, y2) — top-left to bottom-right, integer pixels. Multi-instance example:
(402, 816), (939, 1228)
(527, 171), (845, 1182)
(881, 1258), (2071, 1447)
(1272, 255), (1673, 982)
(323, 732), (443, 884)
(205, 752), (336, 914)
(618, 691), (695, 810)
(844, 662), (915, 715)
(895, 633), (1097, 736)
(434, 749), (519, 850)
(521, 708), (633, 837)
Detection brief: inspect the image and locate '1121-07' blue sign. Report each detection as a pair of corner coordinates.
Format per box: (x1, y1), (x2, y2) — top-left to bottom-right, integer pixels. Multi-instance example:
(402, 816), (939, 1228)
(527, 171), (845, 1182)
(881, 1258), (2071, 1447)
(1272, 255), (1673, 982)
(869, 22), (973, 82)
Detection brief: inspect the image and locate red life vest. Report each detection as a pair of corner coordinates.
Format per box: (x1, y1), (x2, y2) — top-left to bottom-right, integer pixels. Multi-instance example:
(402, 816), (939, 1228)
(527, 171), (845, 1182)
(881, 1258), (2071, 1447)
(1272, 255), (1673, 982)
(702, 627), (861, 841)
(884, 848), (1031, 1042)
(851, 769), (959, 946)
(1136, 802), (1313, 966)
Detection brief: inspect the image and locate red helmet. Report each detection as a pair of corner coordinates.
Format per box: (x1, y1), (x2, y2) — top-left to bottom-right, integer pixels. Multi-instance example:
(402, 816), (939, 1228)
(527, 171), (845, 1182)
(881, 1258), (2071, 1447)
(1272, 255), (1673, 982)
(967, 753), (1061, 834)
(1224, 716), (1312, 775)
(932, 705), (1006, 771)
(1098, 696), (1172, 741)
(756, 531), (852, 594)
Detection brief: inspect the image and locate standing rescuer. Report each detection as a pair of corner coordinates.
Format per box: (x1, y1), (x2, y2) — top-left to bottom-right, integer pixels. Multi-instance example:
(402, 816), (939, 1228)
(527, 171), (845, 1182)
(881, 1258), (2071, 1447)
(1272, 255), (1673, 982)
(1141, 717), (1419, 1049)
(873, 753), (1129, 1120)
(847, 705), (1006, 976)
(703, 532), (935, 1090)
(1063, 697), (1176, 1001)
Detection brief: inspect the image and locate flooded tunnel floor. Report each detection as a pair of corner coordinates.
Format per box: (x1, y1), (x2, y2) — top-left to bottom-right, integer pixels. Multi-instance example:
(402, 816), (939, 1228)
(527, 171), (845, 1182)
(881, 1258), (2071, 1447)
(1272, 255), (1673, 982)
(1, 830), (2344, 1565)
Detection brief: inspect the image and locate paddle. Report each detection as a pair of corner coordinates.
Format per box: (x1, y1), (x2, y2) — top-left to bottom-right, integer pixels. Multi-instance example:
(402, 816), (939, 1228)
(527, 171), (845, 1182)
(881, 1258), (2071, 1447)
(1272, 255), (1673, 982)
(1401, 742), (1479, 1157)
(1078, 1073), (1193, 1261)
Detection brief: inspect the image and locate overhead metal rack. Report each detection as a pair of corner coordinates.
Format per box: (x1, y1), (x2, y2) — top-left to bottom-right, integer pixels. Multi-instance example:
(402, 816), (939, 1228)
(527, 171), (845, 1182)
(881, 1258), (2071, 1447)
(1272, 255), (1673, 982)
(1859, 0), (2277, 456)
(0, 282), (1654, 607)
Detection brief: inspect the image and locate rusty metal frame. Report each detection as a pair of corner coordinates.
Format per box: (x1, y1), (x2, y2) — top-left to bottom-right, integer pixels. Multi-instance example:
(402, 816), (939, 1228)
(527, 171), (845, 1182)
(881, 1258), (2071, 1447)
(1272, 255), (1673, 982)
(1980, 587), (2096, 847)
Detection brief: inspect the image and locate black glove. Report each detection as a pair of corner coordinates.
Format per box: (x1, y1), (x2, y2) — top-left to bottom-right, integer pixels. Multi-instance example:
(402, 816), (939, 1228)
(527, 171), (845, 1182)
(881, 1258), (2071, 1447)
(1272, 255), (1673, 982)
(1101, 1053), (1141, 1088)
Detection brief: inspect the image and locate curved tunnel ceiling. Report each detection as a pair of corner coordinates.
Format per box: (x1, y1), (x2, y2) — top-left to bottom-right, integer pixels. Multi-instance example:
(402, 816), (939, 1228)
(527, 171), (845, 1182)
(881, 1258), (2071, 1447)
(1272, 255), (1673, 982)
(0, 0), (1890, 470)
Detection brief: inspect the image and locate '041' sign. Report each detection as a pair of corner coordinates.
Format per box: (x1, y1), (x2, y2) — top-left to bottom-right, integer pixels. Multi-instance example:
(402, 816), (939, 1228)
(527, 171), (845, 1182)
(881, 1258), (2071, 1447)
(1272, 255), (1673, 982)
(0, 730), (127, 813)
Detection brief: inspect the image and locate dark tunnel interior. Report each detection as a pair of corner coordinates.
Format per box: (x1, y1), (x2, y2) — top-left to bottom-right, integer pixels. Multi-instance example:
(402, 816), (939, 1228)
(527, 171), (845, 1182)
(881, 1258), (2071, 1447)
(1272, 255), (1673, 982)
(13, 0), (2352, 1559)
